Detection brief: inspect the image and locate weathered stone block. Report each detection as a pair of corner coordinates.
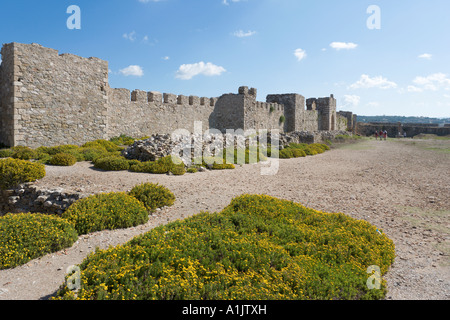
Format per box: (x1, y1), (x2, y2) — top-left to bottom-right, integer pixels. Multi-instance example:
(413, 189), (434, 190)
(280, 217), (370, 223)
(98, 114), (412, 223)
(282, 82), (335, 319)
(164, 93), (177, 104)
(148, 91), (162, 103)
(177, 95), (189, 105)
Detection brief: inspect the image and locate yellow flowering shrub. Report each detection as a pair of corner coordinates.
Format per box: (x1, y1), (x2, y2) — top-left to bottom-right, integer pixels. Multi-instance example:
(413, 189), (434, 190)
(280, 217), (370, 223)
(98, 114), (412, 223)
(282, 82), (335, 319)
(54, 195), (395, 300)
(0, 213), (78, 270)
(0, 158), (46, 190)
(62, 192), (149, 235)
(128, 183), (176, 212)
(49, 153), (77, 166)
(93, 156), (130, 171)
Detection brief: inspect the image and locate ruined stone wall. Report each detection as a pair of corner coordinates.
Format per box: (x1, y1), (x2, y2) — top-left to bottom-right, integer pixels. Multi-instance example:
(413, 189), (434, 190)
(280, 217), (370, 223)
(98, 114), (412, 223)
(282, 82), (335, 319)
(299, 110), (320, 132)
(357, 122), (450, 138)
(336, 114), (349, 131)
(7, 43), (109, 148)
(107, 88), (215, 138)
(0, 43), (356, 148)
(242, 87), (285, 133)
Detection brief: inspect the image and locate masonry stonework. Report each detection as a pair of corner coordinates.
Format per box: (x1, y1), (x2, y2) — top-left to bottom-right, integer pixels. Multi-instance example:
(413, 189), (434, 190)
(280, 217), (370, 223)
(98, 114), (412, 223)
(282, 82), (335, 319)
(0, 43), (355, 148)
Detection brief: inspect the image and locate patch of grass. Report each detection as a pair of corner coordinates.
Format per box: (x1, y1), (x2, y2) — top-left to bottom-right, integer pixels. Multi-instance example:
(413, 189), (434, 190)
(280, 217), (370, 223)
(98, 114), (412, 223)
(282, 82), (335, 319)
(396, 206), (450, 234)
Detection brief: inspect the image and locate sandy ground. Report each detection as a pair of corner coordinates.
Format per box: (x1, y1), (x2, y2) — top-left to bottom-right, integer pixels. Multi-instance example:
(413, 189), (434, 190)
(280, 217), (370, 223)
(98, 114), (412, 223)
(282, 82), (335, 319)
(0, 138), (449, 300)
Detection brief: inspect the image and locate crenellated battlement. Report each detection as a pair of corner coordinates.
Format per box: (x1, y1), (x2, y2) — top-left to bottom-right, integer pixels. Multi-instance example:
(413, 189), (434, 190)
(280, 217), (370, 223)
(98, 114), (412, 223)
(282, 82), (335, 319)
(0, 42), (354, 148)
(110, 88), (218, 107)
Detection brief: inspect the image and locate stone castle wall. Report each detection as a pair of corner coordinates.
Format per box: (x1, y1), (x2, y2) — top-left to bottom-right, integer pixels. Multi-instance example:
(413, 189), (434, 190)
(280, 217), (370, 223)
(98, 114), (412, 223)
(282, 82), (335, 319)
(0, 42), (355, 148)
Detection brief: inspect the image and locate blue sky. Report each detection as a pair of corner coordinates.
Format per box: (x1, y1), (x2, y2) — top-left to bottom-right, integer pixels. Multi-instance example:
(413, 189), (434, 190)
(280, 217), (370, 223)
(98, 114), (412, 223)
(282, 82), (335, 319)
(1, 0), (450, 118)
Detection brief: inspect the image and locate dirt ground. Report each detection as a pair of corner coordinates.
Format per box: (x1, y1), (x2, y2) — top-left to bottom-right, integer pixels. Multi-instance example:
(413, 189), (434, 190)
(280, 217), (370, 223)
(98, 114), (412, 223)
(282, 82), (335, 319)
(0, 138), (449, 300)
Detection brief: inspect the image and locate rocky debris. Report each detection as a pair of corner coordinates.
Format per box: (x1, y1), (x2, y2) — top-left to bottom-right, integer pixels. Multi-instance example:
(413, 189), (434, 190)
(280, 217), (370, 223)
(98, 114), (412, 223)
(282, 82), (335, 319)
(123, 131), (353, 162)
(123, 132), (259, 163)
(0, 184), (90, 216)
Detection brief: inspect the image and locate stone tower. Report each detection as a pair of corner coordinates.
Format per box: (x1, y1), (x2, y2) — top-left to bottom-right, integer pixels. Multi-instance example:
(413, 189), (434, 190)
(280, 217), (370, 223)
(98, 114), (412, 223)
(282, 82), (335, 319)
(306, 94), (337, 131)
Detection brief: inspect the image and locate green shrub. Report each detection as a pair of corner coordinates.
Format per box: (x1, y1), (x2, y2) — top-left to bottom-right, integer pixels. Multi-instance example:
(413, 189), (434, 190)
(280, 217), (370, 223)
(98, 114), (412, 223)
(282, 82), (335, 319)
(0, 149), (13, 158)
(304, 147), (318, 156)
(279, 115), (286, 124)
(0, 213), (78, 270)
(292, 149), (307, 158)
(110, 134), (136, 146)
(187, 167), (198, 173)
(54, 194), (395, 300)
(0, 158), (46, 190)
(129, 161), (153, 173)
(170, 165), (186, 176)
(212, 163), (235, 170)
(11, 146), (36, 160)
(128, 183), (176, 212)
(62, 192), (149, 235)
(82, 140), (123, 153)
(37, 145), (80, 156)
(93, 156), (130, 171)
(279, 148), (294, 159)
(79, 147), (110, 162)
(49, 153), (77, 167)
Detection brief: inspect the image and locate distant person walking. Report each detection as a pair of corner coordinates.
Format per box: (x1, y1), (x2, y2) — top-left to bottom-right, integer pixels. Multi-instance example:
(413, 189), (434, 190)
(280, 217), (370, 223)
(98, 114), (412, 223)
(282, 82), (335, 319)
(383, 130), (388, 140)
(379, 130), (383, 141)
(375, 131), (379, 140)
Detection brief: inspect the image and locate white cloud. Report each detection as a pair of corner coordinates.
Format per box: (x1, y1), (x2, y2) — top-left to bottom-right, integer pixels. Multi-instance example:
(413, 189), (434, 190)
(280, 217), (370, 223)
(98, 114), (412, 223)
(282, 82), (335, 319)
(349, 74), (397, 90)
(138, 0), (164, 3)
(119, 65), (144, 77)
(162, 56), (170, 61)
(233, 30), (256, 38)
(330, 42), (358, 50)
(294, 48), (307, 61)
(175, 62), (226, 80)
(342, 95), (361, 107)
(407, 85), (423, 93)
(412, 73), (450, 91)
(123, 31), (137, 42)
(223, 0), (244, 5)
(418, 53), (432, 60)
(366, 102), (380, 108)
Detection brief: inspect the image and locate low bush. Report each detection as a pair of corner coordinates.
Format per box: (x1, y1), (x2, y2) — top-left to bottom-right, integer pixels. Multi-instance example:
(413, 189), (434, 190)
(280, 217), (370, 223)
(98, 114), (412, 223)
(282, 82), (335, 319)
(82, 140), (123, 153)
(0, 213), (78, 270)
(93, 156), (130, 171)
(110, 135), (136, 146)
(279, 148), (294, 159)
(0, 149), (13, 158)
(79, 147), (110, 162)
(49, 153), (77, 167)
(128, 183), (176, 212)
(37, 145), (80, 156)
(62, 192), (149, 235)
(0, 158), (46, 190)
(54, 194), (395, 300)
(129, 156), (185, 175)
(292, 149), (307, 158)
(11, 146), (36, 160)
(212, 163), (235, 170)
(187, 167), (198, 173)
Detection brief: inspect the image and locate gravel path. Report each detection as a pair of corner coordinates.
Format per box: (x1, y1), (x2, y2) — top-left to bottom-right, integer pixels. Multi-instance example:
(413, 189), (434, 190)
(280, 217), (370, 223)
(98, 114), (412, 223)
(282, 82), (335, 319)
(0, 138), (449, 300)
